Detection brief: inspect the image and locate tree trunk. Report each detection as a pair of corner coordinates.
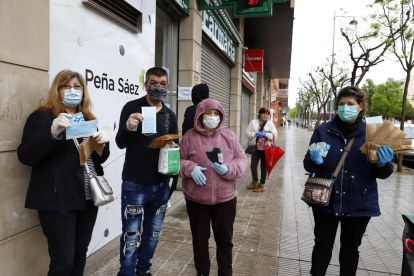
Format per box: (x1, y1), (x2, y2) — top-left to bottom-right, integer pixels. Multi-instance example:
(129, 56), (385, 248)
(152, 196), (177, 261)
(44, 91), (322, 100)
(323, 104), (327, 123)
(397, 69), (412, 172)
(316, 107), (321, 127)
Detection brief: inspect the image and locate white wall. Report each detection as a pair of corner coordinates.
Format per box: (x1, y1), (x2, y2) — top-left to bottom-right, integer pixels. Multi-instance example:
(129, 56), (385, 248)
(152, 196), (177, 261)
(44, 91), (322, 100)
(49, 0), (156, 255)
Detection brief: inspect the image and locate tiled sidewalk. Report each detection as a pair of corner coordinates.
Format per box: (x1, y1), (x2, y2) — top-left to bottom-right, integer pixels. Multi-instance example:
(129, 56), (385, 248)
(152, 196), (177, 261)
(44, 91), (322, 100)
(90, 126), (412, 276)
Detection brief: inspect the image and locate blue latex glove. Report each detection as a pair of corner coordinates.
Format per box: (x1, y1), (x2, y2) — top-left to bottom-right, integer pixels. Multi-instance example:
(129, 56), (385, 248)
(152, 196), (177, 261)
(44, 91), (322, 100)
(260, 131), (267, 137)
(255, 132), (265, 138)
(310, 149), (323, 165)
(377, 145), (393, 167)
(212, 162), (228, 176)
(191, 166), (207, 185)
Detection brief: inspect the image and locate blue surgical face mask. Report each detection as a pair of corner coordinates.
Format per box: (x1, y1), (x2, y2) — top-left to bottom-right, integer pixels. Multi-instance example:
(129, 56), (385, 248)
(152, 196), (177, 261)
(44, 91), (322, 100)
(337, 105), (358, 122)
(62, 89), (82, 106)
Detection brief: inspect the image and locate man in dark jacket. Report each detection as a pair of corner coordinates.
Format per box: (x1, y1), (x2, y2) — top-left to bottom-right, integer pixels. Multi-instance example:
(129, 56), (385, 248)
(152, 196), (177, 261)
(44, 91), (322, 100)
(182, 83), (209, 136)
(115, 67), (178, 276)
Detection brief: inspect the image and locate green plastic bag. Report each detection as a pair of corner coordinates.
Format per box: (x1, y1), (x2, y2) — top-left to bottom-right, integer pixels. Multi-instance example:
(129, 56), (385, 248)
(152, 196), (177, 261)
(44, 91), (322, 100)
(158, 144), (180, 175)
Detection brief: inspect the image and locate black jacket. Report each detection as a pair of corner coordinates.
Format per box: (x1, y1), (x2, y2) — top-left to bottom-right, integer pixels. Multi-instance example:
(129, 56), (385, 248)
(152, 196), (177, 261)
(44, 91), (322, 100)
(17, 109), (110, 216)
(182, 84), (209, 136)
(115, 96), (178, 182)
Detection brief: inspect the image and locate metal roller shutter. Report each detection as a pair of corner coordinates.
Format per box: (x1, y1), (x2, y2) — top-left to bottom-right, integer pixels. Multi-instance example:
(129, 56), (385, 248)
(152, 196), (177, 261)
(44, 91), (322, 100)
(241, 87), (250, 148)
(201, 41), (231, 128)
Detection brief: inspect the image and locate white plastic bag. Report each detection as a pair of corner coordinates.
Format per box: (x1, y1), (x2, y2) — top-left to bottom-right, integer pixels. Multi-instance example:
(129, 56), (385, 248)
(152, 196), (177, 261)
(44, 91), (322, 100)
(158, 144), (180, 175)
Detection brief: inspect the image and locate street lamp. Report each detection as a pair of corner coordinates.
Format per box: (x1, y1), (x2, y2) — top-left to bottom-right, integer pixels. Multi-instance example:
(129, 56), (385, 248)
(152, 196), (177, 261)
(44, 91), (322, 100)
(330, 12), (358, 120)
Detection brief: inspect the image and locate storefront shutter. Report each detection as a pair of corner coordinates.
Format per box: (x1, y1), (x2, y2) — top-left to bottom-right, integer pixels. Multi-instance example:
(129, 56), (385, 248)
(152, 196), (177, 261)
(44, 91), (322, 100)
(241, 87), (251, 148)
(201, 41), (231, 128)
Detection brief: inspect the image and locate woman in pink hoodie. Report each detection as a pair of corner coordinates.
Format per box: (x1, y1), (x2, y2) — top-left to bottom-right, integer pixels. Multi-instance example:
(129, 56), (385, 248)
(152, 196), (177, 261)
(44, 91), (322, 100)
(179, 98), (247, 276)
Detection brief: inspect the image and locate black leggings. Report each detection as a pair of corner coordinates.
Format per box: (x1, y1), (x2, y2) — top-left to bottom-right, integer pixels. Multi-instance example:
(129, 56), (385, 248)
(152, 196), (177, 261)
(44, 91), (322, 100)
(38, 200), (98, 276)
(251, 150), (267, 184)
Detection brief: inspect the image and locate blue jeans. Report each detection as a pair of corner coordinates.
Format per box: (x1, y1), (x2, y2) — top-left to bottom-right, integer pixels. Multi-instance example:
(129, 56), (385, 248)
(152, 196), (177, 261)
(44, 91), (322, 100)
(117, 180), (170, 276)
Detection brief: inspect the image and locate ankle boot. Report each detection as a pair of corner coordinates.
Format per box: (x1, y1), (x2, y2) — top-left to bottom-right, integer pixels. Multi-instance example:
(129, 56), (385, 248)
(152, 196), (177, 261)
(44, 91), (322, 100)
(253, 183), (265, 192)
(247, 180), (258, 189)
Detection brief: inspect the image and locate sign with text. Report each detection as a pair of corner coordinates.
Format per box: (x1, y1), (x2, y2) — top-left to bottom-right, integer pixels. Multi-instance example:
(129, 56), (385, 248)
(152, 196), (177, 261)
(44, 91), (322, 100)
(221, 0), (286, 18)
(244, 49), (263, 72)
(178, 87), (192, 101)
(202, 10), (236, 64)
(271, 93), (277, 103)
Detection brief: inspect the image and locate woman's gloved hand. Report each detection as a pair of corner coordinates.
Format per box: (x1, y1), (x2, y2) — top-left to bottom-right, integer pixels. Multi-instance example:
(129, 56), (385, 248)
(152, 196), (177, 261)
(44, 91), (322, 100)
(310, 148), (323, 165)
(255, 132), (266, 138)
(191, 166), (207, 185)
(51, 113), (72, 136)
(212, 162), (228, 176)
(377, 145), (393, 167)
(93, 130), (109, 144)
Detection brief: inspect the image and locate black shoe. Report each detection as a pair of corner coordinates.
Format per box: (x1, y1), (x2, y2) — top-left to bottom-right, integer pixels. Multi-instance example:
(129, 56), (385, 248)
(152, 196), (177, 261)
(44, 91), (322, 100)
(136, 272), (152, 276)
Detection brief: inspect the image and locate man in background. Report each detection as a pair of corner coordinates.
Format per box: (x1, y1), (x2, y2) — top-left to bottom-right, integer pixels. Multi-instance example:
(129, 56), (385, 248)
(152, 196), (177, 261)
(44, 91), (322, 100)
(182, 83), (209, 136)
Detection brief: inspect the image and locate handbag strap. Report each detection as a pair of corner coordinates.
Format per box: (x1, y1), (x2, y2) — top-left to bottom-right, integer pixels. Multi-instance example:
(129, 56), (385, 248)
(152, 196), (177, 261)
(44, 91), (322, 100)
(255, 120), (268, 143)
(331, 137), (356, 180)
(73, 138), (92, 176)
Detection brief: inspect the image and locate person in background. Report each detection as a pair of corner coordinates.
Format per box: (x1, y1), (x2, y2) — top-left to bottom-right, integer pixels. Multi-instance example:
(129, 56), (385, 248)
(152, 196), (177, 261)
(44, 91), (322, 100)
(115, 67), (178, 276)
(182, 83), (209, 136)
(245, 107), (278, 192)
(17, 70), (110, 276)
(179, 99), (247, 276)
(303, 86), (394, 276)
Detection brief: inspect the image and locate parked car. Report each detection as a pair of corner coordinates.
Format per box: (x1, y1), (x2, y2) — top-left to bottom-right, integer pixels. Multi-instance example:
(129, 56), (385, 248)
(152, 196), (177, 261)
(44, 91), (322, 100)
(311, 122), (316, 130)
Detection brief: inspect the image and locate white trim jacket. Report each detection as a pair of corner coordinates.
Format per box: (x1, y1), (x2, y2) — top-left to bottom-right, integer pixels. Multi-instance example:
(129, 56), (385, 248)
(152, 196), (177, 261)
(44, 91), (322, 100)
(245, 119), (278, 147)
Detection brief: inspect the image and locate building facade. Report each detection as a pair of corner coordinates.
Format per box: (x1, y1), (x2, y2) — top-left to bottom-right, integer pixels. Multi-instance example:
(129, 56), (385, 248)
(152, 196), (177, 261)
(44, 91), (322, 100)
(0, 0), (294, 274)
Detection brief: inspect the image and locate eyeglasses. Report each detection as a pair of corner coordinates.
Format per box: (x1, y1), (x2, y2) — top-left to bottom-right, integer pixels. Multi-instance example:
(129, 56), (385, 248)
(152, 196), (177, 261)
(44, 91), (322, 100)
(60, 84), (83, 90)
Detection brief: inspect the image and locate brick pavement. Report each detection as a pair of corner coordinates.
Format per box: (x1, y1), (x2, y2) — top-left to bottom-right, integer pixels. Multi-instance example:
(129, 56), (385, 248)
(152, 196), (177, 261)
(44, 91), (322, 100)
(90, 126), (413, 276)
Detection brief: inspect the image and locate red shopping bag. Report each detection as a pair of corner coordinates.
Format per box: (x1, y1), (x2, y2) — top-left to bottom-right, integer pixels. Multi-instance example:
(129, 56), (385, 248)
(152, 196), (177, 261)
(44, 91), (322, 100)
(264, 136), (285, 179)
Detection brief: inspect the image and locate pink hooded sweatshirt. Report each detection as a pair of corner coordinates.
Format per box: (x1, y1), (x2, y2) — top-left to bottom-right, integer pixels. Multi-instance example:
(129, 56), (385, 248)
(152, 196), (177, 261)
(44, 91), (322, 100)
(179, 99), (247, 205)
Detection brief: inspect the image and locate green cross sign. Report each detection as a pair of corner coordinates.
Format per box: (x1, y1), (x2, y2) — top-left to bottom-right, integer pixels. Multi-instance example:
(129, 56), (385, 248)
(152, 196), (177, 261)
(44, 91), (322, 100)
(198, 0), (286, 18)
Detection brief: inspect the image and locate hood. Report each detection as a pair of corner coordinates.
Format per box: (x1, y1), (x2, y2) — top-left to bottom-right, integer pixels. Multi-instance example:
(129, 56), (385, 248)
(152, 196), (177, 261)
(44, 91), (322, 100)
(192, 83), (209, 105)
(194, 98), (226, 136)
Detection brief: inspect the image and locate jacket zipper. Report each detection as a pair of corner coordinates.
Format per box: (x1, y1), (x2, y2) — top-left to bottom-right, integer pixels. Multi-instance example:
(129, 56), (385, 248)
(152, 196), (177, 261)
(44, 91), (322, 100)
(209, 133), (216, 205)
(329, 128), (346, 217)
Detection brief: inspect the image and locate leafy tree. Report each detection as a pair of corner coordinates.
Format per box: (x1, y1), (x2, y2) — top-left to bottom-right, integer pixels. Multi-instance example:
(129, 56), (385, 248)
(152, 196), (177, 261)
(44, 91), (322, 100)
(300, 70), (331, 127)
(361, 79), (377, 116)
(340, 5), (409, 86)
(370, 78), (412, 119)
(289, 107), (297, 119)
(320, 55), (350, 111)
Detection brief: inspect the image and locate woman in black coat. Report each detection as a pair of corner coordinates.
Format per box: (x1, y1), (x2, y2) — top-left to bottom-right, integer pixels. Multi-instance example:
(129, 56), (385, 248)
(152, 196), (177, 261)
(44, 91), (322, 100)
(17, 70), (110, 276)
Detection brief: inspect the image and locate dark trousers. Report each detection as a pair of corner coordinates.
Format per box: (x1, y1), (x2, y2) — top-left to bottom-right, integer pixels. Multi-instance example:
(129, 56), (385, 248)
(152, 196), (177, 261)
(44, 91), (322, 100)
(186, 197), (237, 276)
(38, 200), (98, 276)
(310, 209), (371, 276)
(251, 150), (267, 184)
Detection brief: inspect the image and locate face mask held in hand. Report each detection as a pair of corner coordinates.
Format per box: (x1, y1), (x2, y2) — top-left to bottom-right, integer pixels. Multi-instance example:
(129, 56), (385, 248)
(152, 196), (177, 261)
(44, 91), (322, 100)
(147, 84), (168, 102)
(62, 89), (82, 106)
(337, 105), (358, 122)
(203, 116), (220, 130)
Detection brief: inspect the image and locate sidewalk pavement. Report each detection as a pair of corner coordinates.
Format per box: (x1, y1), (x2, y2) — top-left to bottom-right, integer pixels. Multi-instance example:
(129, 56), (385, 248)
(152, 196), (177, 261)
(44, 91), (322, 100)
(90, 126), (413, 276)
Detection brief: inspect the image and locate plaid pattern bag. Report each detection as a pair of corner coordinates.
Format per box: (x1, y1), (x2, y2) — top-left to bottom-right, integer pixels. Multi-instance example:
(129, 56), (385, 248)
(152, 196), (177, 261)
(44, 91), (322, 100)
(301, 137), (355, 206)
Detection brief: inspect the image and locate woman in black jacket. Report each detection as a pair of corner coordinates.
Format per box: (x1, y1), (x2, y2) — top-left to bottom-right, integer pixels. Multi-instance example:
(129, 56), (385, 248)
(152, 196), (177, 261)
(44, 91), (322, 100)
(17, 70), (110, 276)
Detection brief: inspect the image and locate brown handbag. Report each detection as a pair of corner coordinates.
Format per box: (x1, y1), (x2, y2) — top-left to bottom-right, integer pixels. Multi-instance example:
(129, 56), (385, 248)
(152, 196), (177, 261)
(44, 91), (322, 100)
(301, 137), (355, 206)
